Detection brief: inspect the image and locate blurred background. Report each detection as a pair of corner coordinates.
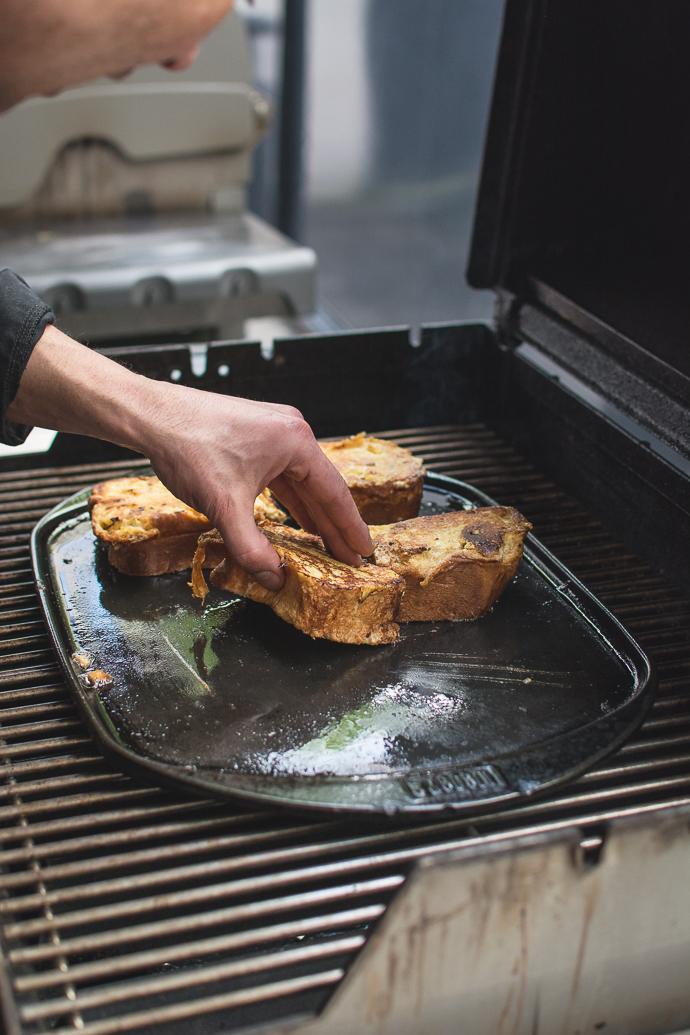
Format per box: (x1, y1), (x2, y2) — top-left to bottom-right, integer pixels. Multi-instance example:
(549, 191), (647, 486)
(239, 0), (504, 333)
(0, 0), (505, 372)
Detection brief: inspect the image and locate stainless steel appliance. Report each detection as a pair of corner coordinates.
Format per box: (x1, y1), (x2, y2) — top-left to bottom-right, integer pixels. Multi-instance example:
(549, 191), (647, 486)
(0, 10), (316, 347)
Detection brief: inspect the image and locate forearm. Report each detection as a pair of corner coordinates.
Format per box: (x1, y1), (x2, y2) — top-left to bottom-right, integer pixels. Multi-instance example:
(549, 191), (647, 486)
(6, 324), (165, 451)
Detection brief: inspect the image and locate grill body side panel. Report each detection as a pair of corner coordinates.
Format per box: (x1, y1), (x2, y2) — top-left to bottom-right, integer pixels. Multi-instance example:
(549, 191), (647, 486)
(276, 808), (690, 1035)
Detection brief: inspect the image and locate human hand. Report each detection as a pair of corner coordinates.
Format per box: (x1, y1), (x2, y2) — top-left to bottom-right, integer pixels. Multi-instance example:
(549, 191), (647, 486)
(7, 327), (373, 591)
(0, 0), (234, 113)
(138, 387), (375, 590)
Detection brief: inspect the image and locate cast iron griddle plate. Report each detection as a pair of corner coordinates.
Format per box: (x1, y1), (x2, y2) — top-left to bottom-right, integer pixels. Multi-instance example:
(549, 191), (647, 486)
(32, 474), (655, 815)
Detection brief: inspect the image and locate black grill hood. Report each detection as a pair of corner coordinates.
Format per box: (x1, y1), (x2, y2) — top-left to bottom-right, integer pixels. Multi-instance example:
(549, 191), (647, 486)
(468, 0), (690, 455)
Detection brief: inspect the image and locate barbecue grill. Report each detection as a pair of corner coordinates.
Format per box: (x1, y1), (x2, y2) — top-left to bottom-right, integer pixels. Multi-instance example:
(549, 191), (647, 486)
(1, 1), (690, 1033)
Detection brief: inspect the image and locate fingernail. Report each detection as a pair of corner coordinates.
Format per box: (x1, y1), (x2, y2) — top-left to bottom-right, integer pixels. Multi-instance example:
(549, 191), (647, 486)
(254, 569), (283, 591)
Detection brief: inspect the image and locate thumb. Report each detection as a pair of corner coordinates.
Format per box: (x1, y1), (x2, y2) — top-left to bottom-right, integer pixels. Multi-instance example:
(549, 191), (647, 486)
(215, 499), (285, 592)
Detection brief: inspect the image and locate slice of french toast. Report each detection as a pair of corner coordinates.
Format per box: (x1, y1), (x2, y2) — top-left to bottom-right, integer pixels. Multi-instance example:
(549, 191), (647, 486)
(370, 507), (532, 620)
(90, 476), (286, 576)
(319, 432), (424, 523)
(192, 525), (404, 645)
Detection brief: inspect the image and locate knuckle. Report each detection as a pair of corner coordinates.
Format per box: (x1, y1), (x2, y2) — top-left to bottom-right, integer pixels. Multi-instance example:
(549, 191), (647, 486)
(283, 413), (313, 441)
(281, 404), (305, 422)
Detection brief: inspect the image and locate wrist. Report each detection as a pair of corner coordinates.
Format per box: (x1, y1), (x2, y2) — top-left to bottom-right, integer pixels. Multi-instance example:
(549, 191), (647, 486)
(115, 377), (204, 463)
(95, 370), (172, 456)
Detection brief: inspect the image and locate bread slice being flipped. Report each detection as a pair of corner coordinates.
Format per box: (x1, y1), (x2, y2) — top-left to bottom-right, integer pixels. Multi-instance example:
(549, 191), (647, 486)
(192, 525), (404, 645)
(319, 432), (424, 524)
(89, 475), (286, 577)
(370, 507), (532, 621)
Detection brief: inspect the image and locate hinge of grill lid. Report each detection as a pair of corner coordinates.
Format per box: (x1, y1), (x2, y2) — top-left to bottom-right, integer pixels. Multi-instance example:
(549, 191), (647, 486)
(511, 278), (690, 467)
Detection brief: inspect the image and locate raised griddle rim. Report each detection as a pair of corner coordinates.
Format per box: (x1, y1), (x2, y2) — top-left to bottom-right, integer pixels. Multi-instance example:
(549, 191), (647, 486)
(30, 472), (656, 816)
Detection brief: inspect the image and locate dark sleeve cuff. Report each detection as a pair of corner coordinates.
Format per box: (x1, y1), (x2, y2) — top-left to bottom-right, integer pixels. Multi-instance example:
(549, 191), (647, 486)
(0, 269), (55, 446)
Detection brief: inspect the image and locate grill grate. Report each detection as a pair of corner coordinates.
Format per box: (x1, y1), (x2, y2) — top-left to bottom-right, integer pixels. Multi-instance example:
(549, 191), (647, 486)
(0, 426), (688, 1035)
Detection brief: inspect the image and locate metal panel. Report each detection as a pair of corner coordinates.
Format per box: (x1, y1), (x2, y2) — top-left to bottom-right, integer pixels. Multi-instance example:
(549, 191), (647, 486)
(493, 343), (690, 592)
(517, 299), (690, 462)
(0, 84), (264, 208)
(274, 808), (690, 1035)
(0, 213), (316, 323)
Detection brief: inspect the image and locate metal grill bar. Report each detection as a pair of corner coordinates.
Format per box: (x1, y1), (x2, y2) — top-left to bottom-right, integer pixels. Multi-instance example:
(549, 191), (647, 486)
(0, 786), (162, 821)
(13, 883), (399, 988)
(0, 425), (687, 1035)
(16, 911), (384, 996)
(0, 820), (349, 893)
(20, 936), (364, 1022)
(0, 818), (476, 925)
(0, 799), (222, 845)
(0, 812), (262, 866)
(37, 969), (344, 1035)
(6, 784), (690, 944)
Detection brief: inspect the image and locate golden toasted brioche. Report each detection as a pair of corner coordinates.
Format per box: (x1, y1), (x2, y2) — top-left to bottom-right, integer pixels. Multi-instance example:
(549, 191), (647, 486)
(192, 525), (404, 645)
(370, 507), (532, 621)
(319, 433), (425, 523)
(90, 476), (211, 545)
(253, 489), (288, 525)
(90, 476), (286, 576)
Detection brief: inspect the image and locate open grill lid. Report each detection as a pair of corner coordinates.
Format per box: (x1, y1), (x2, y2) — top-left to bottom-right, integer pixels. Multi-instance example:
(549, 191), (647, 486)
(467, 0), (690, 465)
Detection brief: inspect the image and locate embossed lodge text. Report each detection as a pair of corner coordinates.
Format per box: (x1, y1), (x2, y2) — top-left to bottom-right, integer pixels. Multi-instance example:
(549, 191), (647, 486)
(400, 764), (507, 801)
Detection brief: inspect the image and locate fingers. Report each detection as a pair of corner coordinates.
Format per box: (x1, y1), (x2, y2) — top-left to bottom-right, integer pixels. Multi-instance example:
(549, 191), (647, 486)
(136, 387), (374, 581)
(268, 474), (362, 564)
(285, 447), (375, 560)
(268, 474), (319, 535)
(161, 44), (200, 70)
(269, 473), (368, 567)
(247, 412), (373, 562)
(289, 477), (368, 567)
(270, 476), (362, 565)
(214, 496), (285, 592)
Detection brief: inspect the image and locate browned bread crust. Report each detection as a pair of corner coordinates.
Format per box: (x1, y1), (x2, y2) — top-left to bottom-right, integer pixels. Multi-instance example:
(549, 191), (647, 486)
(107, 532), (229, 578)
(370, 507), (532, 621)
(319, 433), (425, 524)
(190, 530), (229, 599)
(90, 476), (212, 544)
(90, 476), (285, 576)
(192, 525), (404, 645)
